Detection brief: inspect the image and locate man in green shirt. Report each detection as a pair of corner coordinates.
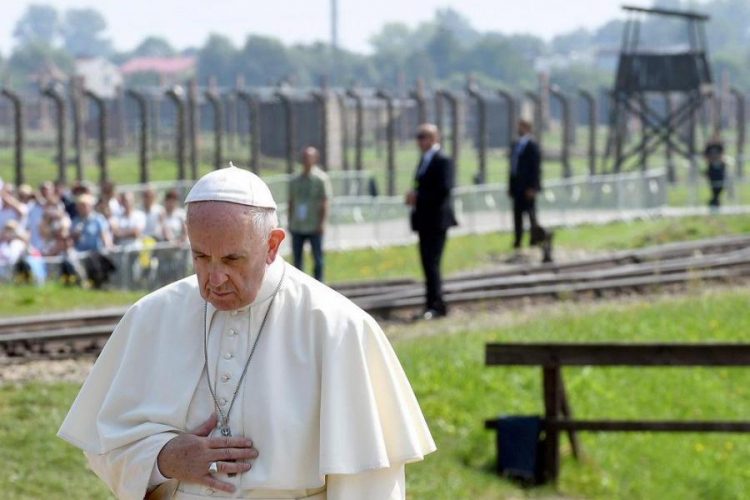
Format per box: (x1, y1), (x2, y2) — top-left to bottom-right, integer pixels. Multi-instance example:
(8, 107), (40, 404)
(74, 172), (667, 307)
(288, 147), (332, 281)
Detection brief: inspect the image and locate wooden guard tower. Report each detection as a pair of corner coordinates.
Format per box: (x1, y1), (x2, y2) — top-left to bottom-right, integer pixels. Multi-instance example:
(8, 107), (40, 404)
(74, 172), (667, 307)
(603, 5), (713, 172)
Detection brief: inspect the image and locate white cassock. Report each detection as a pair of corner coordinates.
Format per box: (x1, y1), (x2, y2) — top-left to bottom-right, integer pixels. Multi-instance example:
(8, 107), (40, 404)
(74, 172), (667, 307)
(58, 256), (436, 500)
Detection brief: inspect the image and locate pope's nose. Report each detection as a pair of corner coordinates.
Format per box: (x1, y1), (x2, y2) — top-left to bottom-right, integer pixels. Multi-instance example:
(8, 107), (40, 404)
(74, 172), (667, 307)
(208, 265), (229, 288)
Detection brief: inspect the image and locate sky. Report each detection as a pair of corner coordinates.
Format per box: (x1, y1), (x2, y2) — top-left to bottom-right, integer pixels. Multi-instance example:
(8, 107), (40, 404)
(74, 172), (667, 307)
(0, 0), (647, 55)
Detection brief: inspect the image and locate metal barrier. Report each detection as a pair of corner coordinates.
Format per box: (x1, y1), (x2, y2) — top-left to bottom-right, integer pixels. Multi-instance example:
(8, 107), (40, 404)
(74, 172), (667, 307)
(0, 169), (682, 291)
(323, 168), (669, 249)
(667, 156), (750, 207)
(3, 242), (195, 291)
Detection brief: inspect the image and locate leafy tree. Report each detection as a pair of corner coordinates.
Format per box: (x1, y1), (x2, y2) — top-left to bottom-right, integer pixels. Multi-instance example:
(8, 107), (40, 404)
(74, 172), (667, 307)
(197, 34), (238, 85)
(464, 34), (536, 85)
(551, 28), (592, 55)
(425, 27), (464, 79)
(403, 51), (437, 83)
(433, 8), (480, 47)
(368, 22), (414, 57)
(237, 35), (294, 86)
(288, 42), (332, 86)
(337, 54), (380, 87)
(13, 4), (60, 47)
(593, 20), (626, 47)
(133, 36), (176, 58)
(705, 0), (750, 51)
(505, 34), (546, 61)
(7, 41), (73, 88)
(61, 8), (112, 57)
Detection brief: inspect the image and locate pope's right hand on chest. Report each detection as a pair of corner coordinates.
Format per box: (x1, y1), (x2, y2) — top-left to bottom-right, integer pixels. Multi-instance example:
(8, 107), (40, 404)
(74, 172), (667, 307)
(156, 413), (260, 495)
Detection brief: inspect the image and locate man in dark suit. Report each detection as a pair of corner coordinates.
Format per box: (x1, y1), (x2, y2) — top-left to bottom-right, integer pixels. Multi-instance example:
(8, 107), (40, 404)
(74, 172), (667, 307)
(406, 124), (457, 320)
(508, 119), (542, 250)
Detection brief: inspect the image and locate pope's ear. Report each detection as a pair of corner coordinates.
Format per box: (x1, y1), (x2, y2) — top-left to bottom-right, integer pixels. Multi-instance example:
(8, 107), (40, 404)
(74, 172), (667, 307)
(266, 228), (286, 264)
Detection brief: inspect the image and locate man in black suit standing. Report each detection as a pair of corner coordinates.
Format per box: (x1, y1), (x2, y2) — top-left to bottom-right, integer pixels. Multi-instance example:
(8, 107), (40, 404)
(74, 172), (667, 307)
(406, 124), (457, 320)
(508, 119), (542, 250)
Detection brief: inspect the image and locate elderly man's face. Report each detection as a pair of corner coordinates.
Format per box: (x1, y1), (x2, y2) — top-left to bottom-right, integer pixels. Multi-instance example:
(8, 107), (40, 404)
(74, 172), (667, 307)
(187, 202), (277, 311)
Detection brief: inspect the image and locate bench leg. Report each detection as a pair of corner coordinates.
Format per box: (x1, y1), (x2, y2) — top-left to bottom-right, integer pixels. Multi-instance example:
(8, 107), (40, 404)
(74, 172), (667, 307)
(542, 366), (561, 483)
(560, 373), (581, 460)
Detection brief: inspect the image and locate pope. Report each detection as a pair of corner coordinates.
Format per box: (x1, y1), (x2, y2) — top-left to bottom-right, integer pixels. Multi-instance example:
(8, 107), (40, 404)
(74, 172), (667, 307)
(58, 164), (436, 500)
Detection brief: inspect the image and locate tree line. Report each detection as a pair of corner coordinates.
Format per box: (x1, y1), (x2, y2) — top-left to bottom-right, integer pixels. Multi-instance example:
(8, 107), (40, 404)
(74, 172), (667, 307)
(2, 0), (750, 94)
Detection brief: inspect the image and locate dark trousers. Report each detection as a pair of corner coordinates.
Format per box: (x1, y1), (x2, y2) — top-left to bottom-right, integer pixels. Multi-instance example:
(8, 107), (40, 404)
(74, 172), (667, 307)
(513, 197), (538, 248)
(418, 228), (448, 315)
(709, 187), (723, 207)
(292, 232), (324, 282)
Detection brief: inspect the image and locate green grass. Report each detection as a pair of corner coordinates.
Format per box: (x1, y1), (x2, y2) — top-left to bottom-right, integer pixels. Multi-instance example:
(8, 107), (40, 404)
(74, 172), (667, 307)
(551, 214), (750, 251)
(0, 283), (144, 317)
(2, 288), (749, 499)
(668, 181), (750, 207)
(0, 383), (113, 499)
(398, 288), (750, 499)
(320, 214), (750, 282)
(2, 214), (749, 317)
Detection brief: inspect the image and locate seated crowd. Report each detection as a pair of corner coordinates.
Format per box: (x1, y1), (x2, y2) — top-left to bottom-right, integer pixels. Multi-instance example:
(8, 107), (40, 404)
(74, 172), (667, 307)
(0, 178), (187, 284)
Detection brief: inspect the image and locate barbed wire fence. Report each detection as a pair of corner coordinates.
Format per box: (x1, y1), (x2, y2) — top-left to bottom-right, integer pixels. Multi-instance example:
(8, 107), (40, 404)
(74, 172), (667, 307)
(1, 77), (748, 289)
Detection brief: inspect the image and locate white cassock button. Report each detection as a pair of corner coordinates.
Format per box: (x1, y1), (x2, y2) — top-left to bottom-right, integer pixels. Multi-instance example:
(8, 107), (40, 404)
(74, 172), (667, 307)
(228, 329), (237, 336)
(221, 374), (230, 382)
(219, 398), (227, 406)
(224, 352), (233, 360)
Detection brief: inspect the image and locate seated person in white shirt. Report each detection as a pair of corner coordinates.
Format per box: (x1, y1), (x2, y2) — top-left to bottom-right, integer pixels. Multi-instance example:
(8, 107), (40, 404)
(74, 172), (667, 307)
(0, 220), (28, 279)
(163, 189), (188, 245)
(0, 182), (29, 232)
(143, 187), (167, 241)
(112, 192), (146, 248)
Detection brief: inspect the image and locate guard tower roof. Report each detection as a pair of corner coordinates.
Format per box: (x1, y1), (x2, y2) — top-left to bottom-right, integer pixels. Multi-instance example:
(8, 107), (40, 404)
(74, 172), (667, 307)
(622, 5), (710, 21)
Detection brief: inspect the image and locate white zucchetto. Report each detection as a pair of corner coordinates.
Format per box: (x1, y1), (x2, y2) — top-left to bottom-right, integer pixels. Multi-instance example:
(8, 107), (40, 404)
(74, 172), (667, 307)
(184, 162), (277, 209)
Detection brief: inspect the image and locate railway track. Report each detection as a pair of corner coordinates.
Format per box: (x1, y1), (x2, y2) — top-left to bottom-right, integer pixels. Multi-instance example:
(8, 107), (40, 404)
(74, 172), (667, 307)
(2, 234), (749, 362)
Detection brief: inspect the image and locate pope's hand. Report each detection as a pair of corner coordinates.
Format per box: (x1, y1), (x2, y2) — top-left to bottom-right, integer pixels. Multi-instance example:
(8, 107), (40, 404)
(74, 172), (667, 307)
(156, 413), (259, 493)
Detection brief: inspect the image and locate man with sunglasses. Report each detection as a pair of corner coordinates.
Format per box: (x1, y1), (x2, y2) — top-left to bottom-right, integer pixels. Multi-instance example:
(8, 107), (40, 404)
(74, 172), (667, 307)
(405, 124), (457, 320)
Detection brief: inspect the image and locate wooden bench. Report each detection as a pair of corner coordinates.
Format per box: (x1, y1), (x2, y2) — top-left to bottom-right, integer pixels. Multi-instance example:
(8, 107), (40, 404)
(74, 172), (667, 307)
(484, 343), (750, 484)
